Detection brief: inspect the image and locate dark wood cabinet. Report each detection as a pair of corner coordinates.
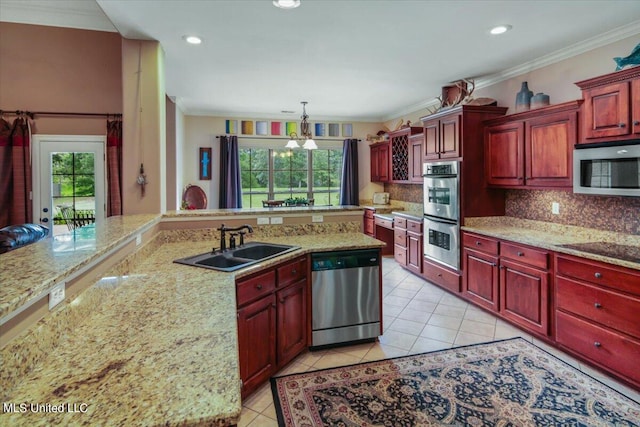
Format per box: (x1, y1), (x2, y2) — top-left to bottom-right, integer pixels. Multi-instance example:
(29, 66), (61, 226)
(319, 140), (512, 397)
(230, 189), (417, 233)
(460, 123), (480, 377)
(387, 127), (423, 183)
(409, 133), (424, 182)
(393, 216), (407, 266)
(370, 142), (390, 182)
(422, 113), (460, 159)
(374, 214), (394, 256)
(484, 101), (580, 189)
(363, 208), (375, 237)
(423, 257), (461, 293)
(555, 254), (640, 389)
(462, 233), (499, 311)
(394, 216), (422, 274)
(237, 256), (308, 398)
(237, 293), (276, 398)
(276, 279), (307, 367)
(576, 67), (640, 143)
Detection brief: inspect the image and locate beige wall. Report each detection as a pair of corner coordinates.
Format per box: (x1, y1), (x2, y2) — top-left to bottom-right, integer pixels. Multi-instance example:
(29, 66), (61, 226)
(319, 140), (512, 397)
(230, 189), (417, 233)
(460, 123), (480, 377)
(182, 116), (382, 208)
(0, 22), (122, 134)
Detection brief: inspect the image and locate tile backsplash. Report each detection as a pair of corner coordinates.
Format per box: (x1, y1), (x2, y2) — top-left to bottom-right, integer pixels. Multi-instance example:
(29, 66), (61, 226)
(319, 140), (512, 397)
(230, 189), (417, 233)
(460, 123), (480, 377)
(505, 190), (640, 235)
(385, 183), (422, 204)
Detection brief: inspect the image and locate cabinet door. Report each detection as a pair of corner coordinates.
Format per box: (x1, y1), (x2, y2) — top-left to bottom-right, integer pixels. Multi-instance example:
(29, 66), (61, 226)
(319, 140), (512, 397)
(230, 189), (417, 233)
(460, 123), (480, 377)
(277, 280), (307, 367)
(462, 248), (499, 311)
(583, 81), (630, 140)
(370, 145), (380, 182)
(525, 111), (576, 188)
(499, 258), (549, 336)
(378, 143), (390, 182)
(409, 135), (424, 182)
(633, 79), (640, 135)
(440, 115), (460, 158)
(238, 294), (277, 398)
(423, 120), (440, 160)
(485, 122), (524, 187)
(394, 228), (407, 265)
(407, 231), (423, 274)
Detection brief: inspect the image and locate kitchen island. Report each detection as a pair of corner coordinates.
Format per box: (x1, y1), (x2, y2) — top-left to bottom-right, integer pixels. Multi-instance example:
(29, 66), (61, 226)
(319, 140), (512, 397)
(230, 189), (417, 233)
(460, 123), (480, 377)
(0, 206), (381, 426)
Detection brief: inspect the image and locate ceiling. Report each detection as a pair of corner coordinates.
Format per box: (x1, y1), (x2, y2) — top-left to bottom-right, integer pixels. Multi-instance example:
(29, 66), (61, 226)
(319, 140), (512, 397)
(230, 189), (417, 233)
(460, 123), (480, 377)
(2, 0), (640, 122)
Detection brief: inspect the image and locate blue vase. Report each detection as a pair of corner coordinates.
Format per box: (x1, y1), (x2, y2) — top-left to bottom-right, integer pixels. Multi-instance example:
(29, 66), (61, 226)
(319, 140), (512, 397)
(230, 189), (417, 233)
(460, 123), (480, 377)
(515, 82), (533, 112)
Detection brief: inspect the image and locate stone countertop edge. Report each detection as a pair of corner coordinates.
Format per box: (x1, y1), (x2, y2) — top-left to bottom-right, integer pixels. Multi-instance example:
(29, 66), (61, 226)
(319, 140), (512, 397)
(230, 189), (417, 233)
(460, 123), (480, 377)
(462, 216), (640, 271)
(0, 214), (161, 321)
(163, 205), (364, 217)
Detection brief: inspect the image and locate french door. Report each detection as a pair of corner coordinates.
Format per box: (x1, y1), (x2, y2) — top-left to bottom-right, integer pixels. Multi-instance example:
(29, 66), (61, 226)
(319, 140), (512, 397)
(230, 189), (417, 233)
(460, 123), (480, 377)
(33, 135), (105, 236)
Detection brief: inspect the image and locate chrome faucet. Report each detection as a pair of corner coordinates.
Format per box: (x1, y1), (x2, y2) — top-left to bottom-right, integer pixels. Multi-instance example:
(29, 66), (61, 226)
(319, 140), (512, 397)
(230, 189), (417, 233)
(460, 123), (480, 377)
(217, 224), (254, 251)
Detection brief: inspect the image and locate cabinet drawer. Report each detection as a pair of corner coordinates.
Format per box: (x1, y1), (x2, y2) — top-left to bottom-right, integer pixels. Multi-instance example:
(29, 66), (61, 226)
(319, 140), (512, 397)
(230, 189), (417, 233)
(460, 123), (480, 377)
(556, 311), (640, 385)
(394, 228), (407, 246)
(277, 257), (306, 288)
(375, 217), (393, 230)
(394, 217), (407, 229)
(462, 233), (498, 255)
(556, 255), (640, 296)
(394, 245), (407, 265)
(364, 209), (375, 219)
(556, 276), (640, 339)
(407, 219), (422, 233)
(423, 257), (460, 293)
(500, 242), (548, 269)
(237, 270), (276, 307)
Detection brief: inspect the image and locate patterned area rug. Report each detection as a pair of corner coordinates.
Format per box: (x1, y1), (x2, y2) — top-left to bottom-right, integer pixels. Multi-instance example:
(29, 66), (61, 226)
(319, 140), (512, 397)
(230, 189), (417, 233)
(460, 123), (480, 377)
(271, 338), (640, 426)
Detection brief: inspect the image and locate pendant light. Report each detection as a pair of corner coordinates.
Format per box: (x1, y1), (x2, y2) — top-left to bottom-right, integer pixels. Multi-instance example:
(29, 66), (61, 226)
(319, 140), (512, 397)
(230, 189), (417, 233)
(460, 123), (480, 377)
(286, 101), (317, 150)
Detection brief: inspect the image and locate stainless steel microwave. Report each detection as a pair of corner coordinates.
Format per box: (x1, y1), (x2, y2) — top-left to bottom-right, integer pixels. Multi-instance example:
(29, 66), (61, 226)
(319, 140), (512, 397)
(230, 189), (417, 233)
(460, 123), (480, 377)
(573, 143), (640, 197)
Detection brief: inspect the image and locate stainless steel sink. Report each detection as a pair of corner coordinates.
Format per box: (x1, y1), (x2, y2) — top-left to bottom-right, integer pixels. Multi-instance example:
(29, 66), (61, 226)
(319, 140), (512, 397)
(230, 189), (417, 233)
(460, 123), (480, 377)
(173, 242), (300, 272)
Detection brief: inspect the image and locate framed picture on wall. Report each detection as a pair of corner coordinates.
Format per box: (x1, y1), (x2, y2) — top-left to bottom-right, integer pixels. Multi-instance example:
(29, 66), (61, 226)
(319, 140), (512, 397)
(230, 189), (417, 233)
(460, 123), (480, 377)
(199, 147), (212, 180)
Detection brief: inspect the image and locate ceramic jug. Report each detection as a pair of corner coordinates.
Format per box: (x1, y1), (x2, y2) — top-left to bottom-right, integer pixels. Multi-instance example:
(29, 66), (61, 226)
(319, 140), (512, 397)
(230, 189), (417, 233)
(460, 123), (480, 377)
(515, 82), (533, 112)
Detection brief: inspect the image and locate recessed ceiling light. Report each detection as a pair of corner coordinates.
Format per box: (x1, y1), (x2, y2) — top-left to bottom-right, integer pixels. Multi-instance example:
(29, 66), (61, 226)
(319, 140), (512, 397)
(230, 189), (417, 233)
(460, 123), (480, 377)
(490, 25), (512, 35)
(183, 35), (202, 45)
(273, 0), (301, 9)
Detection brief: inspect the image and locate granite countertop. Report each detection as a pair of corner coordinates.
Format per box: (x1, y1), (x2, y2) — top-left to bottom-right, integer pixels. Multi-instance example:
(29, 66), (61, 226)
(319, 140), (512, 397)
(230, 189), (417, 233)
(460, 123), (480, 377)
(360, 204), (404, 215)
(463, 217), (640, 271)
(2, 232), (384, 426)
(392, 211), (423, 221)
(163, 205), (363, 218)
(0, 214), (160, 320)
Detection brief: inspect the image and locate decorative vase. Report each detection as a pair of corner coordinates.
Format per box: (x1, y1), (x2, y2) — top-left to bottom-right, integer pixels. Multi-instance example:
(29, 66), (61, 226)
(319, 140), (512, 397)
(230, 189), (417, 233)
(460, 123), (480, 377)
(531, 92), (550, 109)
(515, 81), (533, 112)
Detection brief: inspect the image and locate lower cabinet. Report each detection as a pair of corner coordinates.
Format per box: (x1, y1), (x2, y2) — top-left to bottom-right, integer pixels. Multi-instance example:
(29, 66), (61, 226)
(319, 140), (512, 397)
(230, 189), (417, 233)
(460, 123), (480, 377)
(236, 256), (308, 398)
(462, 232), (550, 336)
(394, 215), (423, 275)
(364, 208), (375, 237)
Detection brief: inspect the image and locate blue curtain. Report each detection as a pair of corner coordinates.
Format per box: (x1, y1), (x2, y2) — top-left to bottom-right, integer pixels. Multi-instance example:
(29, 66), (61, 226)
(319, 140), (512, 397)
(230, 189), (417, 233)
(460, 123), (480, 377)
(339, 138), (359, 206)
(218, 135), (242, 208)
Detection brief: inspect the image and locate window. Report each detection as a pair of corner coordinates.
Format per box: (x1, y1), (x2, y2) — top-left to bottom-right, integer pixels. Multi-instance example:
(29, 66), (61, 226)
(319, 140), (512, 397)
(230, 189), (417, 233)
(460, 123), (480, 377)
(239, 146), (343, 208)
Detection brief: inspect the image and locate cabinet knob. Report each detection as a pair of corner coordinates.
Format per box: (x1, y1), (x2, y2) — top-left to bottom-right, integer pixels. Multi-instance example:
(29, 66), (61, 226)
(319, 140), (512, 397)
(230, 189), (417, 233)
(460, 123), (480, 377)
(594, 302), (602, 309)
(437, 273), (442, 277)
(594, 341), (602, 348)
(618, 123), (626, 128)
(634, 121), (640, 126)
(594, 272), (602, 279)
(517, 251), (524, 257)
(256, 284), (262, 290)
(272, 303), (276, 308)
(475, 241), (482, 246)
(291, 269), (297, 275)
(491, 263), (497, 267)
(280, 298), (286, 304)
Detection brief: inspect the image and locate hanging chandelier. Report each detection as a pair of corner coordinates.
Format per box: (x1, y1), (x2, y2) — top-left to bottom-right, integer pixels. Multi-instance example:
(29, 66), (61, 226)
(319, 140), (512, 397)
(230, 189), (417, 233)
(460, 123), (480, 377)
(286, 101), (317, 150)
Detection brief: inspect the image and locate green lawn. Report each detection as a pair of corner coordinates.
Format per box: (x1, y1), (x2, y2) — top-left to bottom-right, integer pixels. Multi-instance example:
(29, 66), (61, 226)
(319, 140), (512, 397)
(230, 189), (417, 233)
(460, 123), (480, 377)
(241, 187), (340, 208)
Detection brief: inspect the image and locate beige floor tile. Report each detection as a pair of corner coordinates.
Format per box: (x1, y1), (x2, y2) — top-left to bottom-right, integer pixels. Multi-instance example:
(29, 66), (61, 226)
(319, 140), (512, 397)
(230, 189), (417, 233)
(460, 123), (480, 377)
(382, 284), (397, 296)
(404, 299), (438, 313)
(433, 304), (467, 318)
(247, 414), (279, 427)
(275, 360), (310, 376)
(397, 307), (432, 323)
(242, 383), (274, 413)
(458, 319), (496, 337)
(383, 304), (404, 317)
(384, 269), (410, 281)
(238, 408), (260, 427)
(388, 318), (427, 335)
(494, 320), (530, 341)
(427, 313), (463, 330)
(312, 351), (363, 370)
(454, 331), (493, 346)
(410, 337), (452, 354)
(261, 403), (277, 421)
(412, 289), (444, 303)
(389, 287), (419, 299)
(332, 341), (375, 359)
(378, 329), (419, 350)
(384, 295), (412, 308)
(293, 349), (329, 367)
(439, 293), (469, 308)
(464, 308), (498, 325)
(362, 343), (408, 361)
(420, 324), (457, 343)
(396, 280), (425, 291)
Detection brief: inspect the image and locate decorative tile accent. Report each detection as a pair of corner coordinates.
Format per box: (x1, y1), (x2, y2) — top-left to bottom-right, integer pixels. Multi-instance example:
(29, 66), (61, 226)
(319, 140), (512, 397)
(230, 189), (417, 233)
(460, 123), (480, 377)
(314, 123), (325, 137)
(285, 122), (297, 136)
(256, 121), (268, 135)
(342, 123), (353, 137)
(271, 121), (282, 136)
(225, 119), (237, 134)
(328, 123), (339, 137)
(241, 120), (253, 135)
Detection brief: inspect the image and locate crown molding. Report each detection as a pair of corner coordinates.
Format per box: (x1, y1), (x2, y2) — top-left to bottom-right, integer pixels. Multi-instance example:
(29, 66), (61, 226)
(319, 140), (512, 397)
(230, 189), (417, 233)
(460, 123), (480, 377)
(382, 20), (640, 122)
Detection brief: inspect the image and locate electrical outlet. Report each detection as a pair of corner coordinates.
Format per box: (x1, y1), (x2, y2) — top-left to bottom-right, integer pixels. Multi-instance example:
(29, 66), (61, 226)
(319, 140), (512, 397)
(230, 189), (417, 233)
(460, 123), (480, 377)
(270, 217), (283, 225)
(551, 202), (560, 215)
(49, 282), (65, 310)
(312, 215), (323, 223)
(136, 234), (142, 246)
(257, 217), (269, 225)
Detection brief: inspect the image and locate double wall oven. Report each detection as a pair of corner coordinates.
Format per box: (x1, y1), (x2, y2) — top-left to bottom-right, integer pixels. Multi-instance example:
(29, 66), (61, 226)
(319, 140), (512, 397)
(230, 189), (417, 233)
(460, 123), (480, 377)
(423, 161), (460, 270)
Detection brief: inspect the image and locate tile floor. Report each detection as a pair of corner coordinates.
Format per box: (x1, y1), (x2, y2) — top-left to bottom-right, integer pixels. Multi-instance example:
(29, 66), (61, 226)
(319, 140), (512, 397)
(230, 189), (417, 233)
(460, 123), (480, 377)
(239, 256), (640, 426)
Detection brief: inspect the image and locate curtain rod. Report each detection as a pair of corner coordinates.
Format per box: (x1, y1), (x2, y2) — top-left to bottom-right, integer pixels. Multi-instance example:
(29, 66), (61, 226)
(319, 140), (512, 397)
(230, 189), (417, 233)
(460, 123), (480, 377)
(0, 109), (122, 119)
(216, 135), (361, 142)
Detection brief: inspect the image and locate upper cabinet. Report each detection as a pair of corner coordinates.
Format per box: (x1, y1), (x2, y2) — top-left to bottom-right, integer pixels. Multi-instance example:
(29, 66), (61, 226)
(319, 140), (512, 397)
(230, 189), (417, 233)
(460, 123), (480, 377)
(370, 141), (390, 182)
(575, 66), (640, 144)
(484, 101), (581, 189)
(387, 126), (423, 184)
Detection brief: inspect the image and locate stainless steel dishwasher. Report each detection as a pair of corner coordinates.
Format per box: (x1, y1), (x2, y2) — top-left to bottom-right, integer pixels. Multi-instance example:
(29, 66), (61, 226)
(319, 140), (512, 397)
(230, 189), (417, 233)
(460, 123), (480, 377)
(311, 249), (381, 348)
